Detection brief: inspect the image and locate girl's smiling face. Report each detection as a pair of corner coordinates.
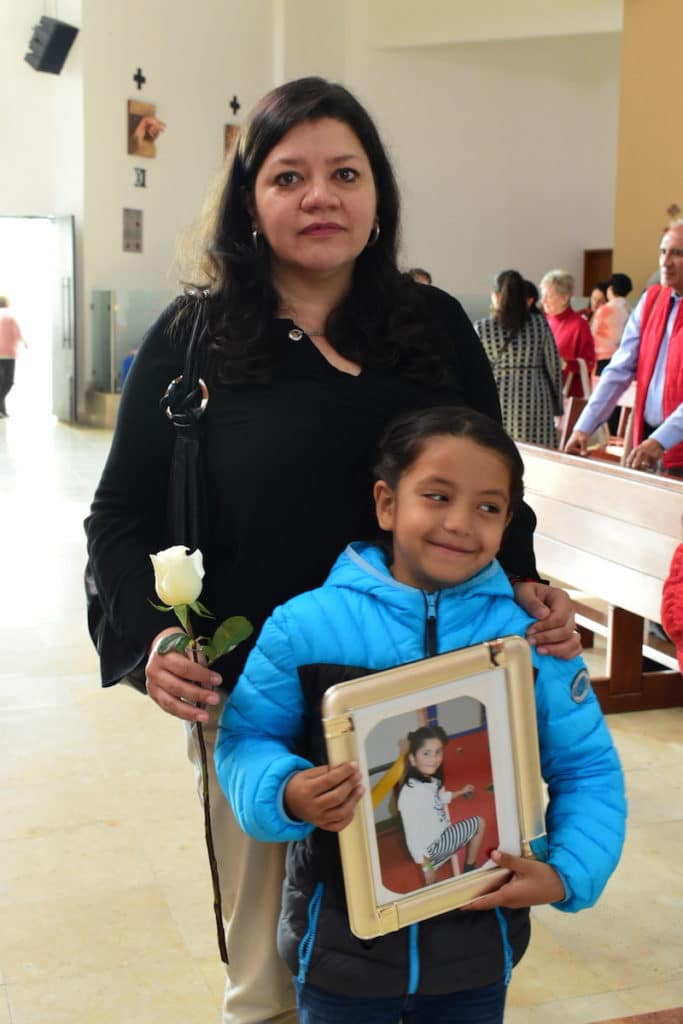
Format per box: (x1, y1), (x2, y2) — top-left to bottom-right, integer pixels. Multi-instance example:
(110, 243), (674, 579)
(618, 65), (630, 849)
(374, 435), (512, 592)
(410, 738), (444, 776)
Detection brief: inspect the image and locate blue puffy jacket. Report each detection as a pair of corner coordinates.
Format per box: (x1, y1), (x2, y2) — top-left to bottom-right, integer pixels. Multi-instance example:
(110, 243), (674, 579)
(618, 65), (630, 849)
(216, 543), (626, 998)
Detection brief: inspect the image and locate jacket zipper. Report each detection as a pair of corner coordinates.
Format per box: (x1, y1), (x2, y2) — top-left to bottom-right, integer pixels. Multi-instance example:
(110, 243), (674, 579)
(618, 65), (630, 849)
(423, 591), (440, 657)
(409, 590), (441, 994)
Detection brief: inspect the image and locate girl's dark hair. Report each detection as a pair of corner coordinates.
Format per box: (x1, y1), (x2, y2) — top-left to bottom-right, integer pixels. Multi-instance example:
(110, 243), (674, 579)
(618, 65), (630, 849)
(493, 269), (529, 335)
(398, 725), (448, 791)
(374, 405), (525, 513)
(178, 77), (444, 386)
(523, 279), (542, 314)
(608, 272), (632, 297)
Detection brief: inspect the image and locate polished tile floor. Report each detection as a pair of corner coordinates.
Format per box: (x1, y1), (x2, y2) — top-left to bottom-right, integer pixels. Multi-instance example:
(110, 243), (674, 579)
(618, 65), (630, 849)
(1, 415), (681, 1024)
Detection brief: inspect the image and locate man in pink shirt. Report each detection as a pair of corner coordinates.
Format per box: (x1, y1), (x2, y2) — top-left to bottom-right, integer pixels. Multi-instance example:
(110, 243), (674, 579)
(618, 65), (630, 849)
(0, 296), (25, 417)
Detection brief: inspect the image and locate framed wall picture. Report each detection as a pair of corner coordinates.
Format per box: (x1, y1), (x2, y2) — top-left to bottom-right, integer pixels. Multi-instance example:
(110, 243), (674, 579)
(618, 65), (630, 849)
(127, 99), (164, 158)
(224, 122), (240, 157)
(323, 636), (545, 940)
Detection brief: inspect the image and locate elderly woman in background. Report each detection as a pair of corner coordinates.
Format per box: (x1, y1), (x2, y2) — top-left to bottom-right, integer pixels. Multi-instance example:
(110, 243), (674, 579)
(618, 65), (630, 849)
(540, 269), (596, 398)
(475, 269), (563, 448)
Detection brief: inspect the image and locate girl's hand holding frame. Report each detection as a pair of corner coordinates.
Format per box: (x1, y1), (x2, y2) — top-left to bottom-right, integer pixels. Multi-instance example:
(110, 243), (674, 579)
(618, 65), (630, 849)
(463, 849), (565, 910)
(285, 763), (365, 832)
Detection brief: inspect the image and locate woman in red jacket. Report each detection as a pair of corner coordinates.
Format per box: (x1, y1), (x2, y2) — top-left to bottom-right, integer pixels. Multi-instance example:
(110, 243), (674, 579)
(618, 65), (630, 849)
(540, 270), (595, 398)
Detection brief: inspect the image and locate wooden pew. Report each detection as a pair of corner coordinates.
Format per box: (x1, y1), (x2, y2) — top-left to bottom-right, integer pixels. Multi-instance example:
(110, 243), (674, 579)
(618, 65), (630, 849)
(518, 443), (683, 713)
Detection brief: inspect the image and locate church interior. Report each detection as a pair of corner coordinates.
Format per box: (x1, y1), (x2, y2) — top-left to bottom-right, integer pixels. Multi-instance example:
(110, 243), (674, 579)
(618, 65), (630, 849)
(1, 2), (681, 1022)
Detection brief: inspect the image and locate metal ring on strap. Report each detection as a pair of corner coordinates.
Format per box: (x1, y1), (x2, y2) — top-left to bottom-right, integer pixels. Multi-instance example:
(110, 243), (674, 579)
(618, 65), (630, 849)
(163, 375), (209, 419)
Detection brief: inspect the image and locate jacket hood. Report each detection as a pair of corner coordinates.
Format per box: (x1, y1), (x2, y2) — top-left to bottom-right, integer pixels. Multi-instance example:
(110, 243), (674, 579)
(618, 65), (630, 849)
(325, 541), (517, 610)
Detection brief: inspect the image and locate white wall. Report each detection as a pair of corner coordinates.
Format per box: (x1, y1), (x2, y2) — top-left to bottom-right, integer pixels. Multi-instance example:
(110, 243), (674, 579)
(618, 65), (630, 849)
(0, 3), (62, 215)
(274, 0), (346, 84)
(1, 0), (624, 417)
(76, 0), (274, 412)
(368, 0), (623, 47)
(345, 5), (621, 295)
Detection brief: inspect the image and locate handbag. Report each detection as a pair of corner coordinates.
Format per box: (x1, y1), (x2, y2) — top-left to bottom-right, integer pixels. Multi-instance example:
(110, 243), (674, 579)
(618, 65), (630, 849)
(84, 290), (210, 694)
(84, 290), (229, 964)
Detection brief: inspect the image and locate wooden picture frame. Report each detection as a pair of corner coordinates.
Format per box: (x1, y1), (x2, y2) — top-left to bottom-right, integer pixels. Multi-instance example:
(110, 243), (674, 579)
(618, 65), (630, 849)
(323, 636), (545, 939)
(127, 99), (161, 158)
(224, 122), (240, 157)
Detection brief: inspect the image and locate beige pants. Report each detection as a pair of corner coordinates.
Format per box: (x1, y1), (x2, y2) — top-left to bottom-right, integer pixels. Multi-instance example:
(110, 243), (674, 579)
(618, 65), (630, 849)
(185, 698), (298, 1024)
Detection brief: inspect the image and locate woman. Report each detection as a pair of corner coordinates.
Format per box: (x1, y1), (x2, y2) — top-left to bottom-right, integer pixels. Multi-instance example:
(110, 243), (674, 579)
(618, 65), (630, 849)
(0, 295), (26, 417)
(540, 269), (596, 398)
(591, 272), (633, 374)
(475, 269), (563, 448)
(85, 78), (579, 1024)
(578, 282), (608, 324)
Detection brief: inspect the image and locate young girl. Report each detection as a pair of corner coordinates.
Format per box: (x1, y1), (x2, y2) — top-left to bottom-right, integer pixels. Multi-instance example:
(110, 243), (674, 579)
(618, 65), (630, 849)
(397, 725), (485, 885)
(216, 406), (626, 1024)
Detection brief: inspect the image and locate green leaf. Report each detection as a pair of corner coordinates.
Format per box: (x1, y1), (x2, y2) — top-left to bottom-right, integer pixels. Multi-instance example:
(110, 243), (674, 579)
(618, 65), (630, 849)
(189, 600), (215, 619)
(207, 616), (253, 663)
(201, 642), (216, 663)
(148, 598), (174, 612)
(157, 633), (192, 655)
(174, 604), (190, 633)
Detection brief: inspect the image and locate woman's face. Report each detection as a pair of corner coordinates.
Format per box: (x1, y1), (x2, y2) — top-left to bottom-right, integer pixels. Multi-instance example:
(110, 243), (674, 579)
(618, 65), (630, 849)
(590, 288), (607, 312)
(252, 117), (377, 285)
(541, 283), (570, 316)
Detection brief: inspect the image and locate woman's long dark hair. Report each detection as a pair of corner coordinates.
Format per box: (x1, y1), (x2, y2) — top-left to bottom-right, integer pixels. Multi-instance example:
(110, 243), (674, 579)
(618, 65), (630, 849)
(493, 269), (529, 336)
(177, 76), (444, 386)
(398, 725), (448, 793)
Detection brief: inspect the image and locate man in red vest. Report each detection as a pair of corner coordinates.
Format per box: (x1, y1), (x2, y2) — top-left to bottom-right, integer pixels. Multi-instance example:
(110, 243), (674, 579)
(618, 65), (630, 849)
(565, 221), (683, 475)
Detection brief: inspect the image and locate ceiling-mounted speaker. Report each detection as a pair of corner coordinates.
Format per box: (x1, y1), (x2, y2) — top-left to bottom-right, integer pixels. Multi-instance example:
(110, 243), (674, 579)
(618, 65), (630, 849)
(24, 16), (79, 75)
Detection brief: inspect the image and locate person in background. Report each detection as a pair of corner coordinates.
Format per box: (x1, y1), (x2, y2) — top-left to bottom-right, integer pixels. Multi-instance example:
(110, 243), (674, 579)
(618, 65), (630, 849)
(578, 282), (608, 324)
(540, 270), (595, 398)
(85, 77), (579, 1024)
(524, 280), (543, 315)
(661, 543), (683, 671)
(0, 295), (26, 418)
(590, 273), (633, 434)
(407, 267), (432, 285)
(565, 221), (683, 475)
(475, 269), (562, 448)
(591, 273), (633, 375)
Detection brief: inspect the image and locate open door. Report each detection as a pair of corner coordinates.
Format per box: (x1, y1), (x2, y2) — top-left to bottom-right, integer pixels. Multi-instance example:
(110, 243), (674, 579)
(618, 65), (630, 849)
(52, 214), (76, 422)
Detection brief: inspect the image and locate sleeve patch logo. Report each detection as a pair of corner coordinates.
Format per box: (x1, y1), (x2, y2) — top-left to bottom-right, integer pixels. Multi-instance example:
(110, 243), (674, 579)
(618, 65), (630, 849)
(570, 668), (591, 703)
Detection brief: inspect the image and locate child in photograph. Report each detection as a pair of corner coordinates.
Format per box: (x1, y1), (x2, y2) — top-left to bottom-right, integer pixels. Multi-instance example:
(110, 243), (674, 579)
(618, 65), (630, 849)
(216, 406), (626, 1024)
(397, 725), (485, 884)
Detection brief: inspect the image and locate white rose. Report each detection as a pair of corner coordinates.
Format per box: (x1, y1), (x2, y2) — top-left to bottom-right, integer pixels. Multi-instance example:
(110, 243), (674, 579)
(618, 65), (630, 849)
(150, 546), (204, 606)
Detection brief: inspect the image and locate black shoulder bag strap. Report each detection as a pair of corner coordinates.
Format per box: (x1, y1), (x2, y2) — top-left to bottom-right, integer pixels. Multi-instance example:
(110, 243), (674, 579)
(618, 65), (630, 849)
(160, 288), (210, 550)
(160, 289), (229, 967)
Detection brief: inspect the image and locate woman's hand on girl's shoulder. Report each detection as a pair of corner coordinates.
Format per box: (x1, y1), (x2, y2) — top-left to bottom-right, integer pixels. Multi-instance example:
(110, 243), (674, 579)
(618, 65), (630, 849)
(145, 627), (222, 723)
(463, 850), (566, 911)
(284, 763), (364, 832)
(513, 581), (582, 659)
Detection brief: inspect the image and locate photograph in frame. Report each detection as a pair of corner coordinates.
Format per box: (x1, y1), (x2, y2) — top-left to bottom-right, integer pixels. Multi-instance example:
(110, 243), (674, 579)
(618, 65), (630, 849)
(127, 99), (162, 158)
(322, 636), (545, 940)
